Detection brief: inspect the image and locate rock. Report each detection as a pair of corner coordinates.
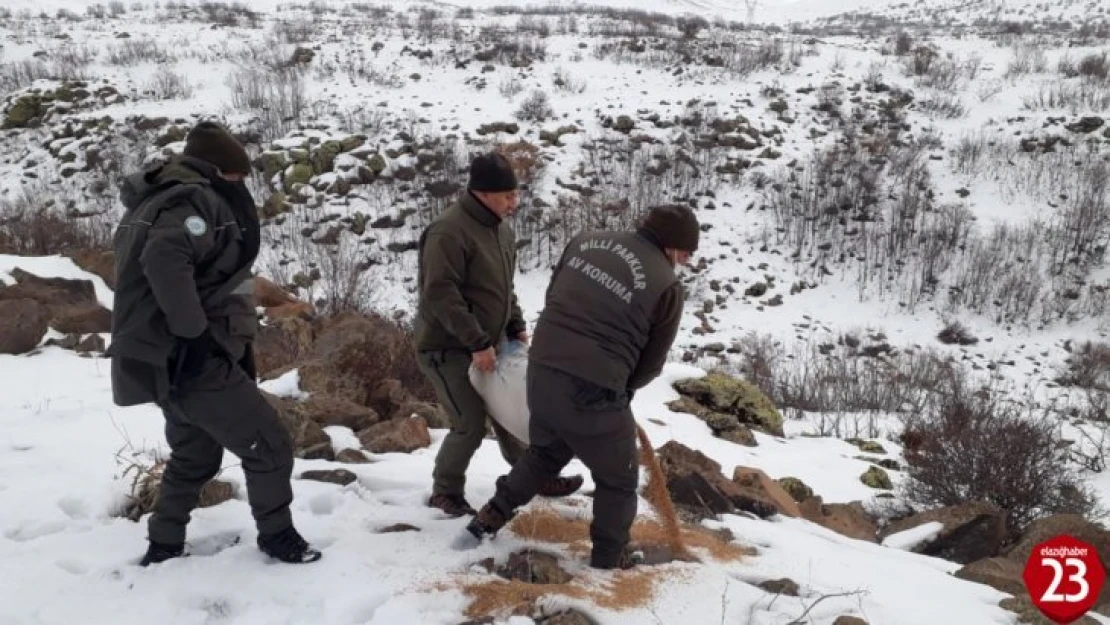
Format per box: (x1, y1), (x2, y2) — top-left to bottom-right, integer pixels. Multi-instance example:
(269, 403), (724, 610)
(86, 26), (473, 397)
(398, 400), (450, 429)
(300, 442), (335, 461)
(860, 466), (892, 490)
(254, 316), (315, 379)
(776, 477), (814, 503)
(2, 268), (97, 308)
(358, 416), (431, 454)
(847, 438), (886, 454)
(378, 523), (420, 533)
(283, 163), (314, 193)
(718, 426), (757, 446)
(832, 617), (869, 625)
(3, 93), (47, 129)
(0, 299), (48, 354)
(799, 496), (877, 542)
(656, 440), (777, 519)
(497, 549), (572, 585)
(299, 469), (357, 486)
(879, 502), (1006, 564)
(733, 467), (801, 518)
(67, 248), (115, 289)
(758, 578), (800, 596)
(369, 378), (410, 418)
(198, 479), (236, 508)
(297, 395), (382, 431)
(673, 373), (784, 436)
(999, 596), (1100, 624)
(50, 304), (111, 334)
(954, 557), (1026, 597)
(1065, 116), (1104, 133)
(261, 391), (332, 455)
(336, 448), (371, 463)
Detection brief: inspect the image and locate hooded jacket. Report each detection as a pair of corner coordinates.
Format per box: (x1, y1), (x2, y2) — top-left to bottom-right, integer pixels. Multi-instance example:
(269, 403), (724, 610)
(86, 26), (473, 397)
(108, 155), (260, 406)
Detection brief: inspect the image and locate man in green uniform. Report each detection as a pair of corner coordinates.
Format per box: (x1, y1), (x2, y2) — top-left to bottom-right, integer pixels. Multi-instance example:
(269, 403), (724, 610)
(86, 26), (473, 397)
(110, 122), (321, 566)
(414, 152), (583, 517)
(462, 204), (700, 569)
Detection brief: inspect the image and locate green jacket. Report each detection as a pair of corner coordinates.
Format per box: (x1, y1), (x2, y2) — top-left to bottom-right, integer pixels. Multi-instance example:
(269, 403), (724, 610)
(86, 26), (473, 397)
(108, 156), (260, 406)
(528, 228), (684, 392)
(414, 191), (525, 353)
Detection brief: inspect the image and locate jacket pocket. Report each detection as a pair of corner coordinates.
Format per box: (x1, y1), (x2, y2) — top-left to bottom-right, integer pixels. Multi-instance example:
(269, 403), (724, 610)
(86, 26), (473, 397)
(570, 376), (630, 413)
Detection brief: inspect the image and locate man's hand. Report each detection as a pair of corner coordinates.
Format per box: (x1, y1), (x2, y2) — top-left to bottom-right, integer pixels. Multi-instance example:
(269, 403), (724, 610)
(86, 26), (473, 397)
(515, 331), (529, 345)
(472, 346), (497, 373)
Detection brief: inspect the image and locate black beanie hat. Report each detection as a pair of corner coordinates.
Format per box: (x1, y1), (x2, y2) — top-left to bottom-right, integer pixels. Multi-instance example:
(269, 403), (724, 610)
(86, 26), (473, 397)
(641, 204), (700, 252)
(468, 152), (518, 192)
(183, 121), (252, 175)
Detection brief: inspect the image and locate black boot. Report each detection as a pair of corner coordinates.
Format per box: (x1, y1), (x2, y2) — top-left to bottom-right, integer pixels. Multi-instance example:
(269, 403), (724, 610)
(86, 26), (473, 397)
(465, 501), (510, 541)
(257, 527), (322, 564)
(140, 540), (185, 567)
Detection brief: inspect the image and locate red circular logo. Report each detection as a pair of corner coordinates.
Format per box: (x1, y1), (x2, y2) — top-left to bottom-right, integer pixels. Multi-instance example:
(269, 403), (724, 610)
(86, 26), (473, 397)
(1023, 534), (1106, 624)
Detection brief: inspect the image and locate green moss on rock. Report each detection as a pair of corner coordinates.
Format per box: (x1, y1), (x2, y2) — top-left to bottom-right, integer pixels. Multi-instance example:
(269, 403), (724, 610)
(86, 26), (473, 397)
(3, 94), (47, 129)
(860, 466), (892, 490)
(366, 153), (387, 174)
(311, 140), (343, 174)
(283, 163), (314, 193)
(847, 438), (887, 454)
(776, 477), (814, 503)
(673, 373), (784, 436)
(257, 151), (290, 181)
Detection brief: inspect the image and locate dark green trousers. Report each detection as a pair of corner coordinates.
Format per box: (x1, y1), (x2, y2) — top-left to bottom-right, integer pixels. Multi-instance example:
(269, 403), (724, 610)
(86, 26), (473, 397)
(417, 348), (527, 496)
(147, 351), (294, 545)
(491, 363), (638, 568)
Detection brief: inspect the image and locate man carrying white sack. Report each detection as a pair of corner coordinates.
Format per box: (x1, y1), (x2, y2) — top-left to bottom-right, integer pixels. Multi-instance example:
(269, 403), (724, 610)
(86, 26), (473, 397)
(462, 204), (699, 570)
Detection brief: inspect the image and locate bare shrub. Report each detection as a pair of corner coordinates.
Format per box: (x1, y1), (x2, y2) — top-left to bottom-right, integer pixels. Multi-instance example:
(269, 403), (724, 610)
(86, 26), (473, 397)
(1078, 52), (1110, 81)
(551, 67), (586, 94)
(499, 75), (523, 99)
(515, 89), (553, 122)
(900, 383), (1101, 541)
(1023, 81), (1110, 113)
(1005, 42), (1048, 77)
(894, 31), (913, 55)
(916, 92), (966, 118)
(496, 140), (545, 186)
(0, 190), (113, 256)
(226, 66), (308, 140)
(936, 320), (978, 346)
(106, 38), (174, 66)
(1057, 341), (1110, 392)
(145, 66), (194, 100)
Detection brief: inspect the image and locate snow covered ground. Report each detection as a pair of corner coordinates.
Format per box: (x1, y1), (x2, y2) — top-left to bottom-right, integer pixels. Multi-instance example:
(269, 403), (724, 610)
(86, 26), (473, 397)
(1, 0), (1108, 623)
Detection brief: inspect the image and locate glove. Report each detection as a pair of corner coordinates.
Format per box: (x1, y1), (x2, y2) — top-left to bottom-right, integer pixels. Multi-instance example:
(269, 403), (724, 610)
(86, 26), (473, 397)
(171, 327), (218, 384)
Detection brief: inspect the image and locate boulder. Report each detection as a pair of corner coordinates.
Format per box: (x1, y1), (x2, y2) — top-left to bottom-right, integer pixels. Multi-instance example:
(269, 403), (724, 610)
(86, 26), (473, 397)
(260, 391), (332, 455)
(879, 502), (1006, 564)
(757, 578), (800, 596)
(733, 467), (801, 518)
(254, 275), (315, 317)
(254, 316), (315, 379)
(672, 373), (783, 436)
(776, 476), (814, 503)
(537, 610), (597, 625)
(336, 448), (371, 463)
(999, 596), (1101, 624)
(358, 416), (431, 454)
(954, 557), (1026, 597)
(51, 304), (111, 334)
(67, 248), (116, 289)
(295, 395), (382, 432)
(799, 496), (878, 542)
(655, 440), (778, 519)
(860, 466), (892, 490)
(0, 299), (48, 354)
(1, 268), (97, 308)
(198, 479), (236, 508)
(832, 617), (868, 625)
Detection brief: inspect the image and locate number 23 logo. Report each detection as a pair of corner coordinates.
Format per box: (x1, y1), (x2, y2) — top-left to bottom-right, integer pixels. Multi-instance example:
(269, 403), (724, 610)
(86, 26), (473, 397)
(1041, 557), (1090, 603)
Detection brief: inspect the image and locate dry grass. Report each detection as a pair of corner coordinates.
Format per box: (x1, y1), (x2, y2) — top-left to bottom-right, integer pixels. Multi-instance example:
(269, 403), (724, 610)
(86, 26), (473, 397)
(507, 507), (751, 562)
(459, 567), (673, 619)
(636, 425), (688, 559)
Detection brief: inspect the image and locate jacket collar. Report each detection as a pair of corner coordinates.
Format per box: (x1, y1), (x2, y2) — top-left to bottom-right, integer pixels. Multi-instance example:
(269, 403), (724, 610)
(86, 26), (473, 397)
(460, 190), (502, 227)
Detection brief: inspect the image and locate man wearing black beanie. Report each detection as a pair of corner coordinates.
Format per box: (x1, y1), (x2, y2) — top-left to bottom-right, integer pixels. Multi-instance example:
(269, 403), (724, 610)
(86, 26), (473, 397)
(110, 121), (321, 566)
(461, 204), (698, 571)
(414, 151), (584, 517)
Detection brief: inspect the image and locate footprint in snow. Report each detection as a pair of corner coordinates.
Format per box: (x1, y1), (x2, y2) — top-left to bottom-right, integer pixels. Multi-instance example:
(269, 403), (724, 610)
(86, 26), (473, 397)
(55, 559), (89, 575)
(3, 520), (68, 542)
(57, 495), (89, 520)
(308, 492), (337, 516)
(187, 531), (243, 557)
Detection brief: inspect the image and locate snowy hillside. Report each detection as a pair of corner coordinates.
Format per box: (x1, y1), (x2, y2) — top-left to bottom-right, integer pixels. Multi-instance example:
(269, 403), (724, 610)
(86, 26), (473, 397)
(1, 0), (1109, 623)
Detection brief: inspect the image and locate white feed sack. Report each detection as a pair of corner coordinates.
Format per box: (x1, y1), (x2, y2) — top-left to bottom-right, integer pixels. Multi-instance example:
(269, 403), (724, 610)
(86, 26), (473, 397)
(468, 339), (531, 445)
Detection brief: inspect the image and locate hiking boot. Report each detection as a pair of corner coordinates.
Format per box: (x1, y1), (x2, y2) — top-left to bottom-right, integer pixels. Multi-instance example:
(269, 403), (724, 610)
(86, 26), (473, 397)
(537, 474), (584, 498)
(589, 545), (644, 570)
(139, 540), (185, 567)
(465, 501), (510, 541)
(428, 493), (477, 517)
(257, 527), (322, 564)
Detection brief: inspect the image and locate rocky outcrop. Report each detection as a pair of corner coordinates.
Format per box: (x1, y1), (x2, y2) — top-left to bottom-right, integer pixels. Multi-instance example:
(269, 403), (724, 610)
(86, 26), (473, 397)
(671, 373), (784, 438)
(358, 416), (432, 454)
(655, 440), (789, 520)
(0, 299), (48, 355)
(879, 502), (1006, 564)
